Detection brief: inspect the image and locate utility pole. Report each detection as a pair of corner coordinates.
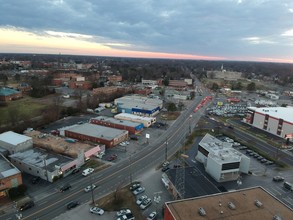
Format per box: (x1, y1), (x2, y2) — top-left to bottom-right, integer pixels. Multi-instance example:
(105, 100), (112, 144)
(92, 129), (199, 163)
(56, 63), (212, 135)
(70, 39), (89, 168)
(90, 173), (95, 206)
(165, 138), (168, 162)
(129, 154), (133, 184)
(189, 114), (192, 134)
(43, 155), (49, 182)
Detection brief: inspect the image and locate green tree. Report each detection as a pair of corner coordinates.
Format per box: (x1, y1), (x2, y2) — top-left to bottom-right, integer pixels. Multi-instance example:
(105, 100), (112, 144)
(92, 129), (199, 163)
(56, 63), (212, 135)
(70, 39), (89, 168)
(211, 82), (219, 91)
(167, 102), (177, 111)
(247, 82), (256, 91)
(163, 78), (169, 86)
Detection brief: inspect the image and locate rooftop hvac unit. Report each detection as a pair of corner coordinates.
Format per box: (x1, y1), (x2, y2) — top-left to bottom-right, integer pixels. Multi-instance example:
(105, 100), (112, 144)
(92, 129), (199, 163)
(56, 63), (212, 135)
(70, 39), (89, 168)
(198, 207), (206, 216)
(255, 200), (263, 208)
(228, 202), (236, 210)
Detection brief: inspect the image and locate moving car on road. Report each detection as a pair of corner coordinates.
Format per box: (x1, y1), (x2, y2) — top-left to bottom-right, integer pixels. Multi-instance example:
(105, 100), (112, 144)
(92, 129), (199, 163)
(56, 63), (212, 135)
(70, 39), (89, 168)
(82, 168), (94, 176)
(67, 201), (80, 210)
(84, 184), (96, 192)
(59, 183), (71, 192)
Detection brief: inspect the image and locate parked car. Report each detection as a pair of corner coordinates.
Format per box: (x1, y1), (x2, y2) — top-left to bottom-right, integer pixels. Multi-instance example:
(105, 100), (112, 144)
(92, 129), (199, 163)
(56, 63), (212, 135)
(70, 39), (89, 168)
(19, 201), (35, 211)
(67, 201), (80, 210)
(89, 207), (104, 215)
(162, 161), (170, 167)
(117, 213), (134, 220)
(31, 176), (41, 184)
(140, 198), (152, 210)
(136, 195), (148, 205)
(162, 166), (170, 172)
(273, 176), (285, 182)
(129, 134), (139, 140)
(116, 209), (132, 217)
(130, 182), (141, 191)
(82, 168), (94, 176)
(107, 154), (118, 161)
(133, 187), (145, 195)
(84, 184), (96, 192)
(147, 211), (157, 220)
(119, 142), (127, 146)
(72, 168), (80, 174)
(59, 184), (72, 192)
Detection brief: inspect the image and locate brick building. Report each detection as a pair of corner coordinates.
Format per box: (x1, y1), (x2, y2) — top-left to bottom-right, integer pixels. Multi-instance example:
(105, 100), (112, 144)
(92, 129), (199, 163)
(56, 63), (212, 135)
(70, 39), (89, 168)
(0, 88), (23, 102)
(90, 116), (144, 134)
(64, 123), (128, 148)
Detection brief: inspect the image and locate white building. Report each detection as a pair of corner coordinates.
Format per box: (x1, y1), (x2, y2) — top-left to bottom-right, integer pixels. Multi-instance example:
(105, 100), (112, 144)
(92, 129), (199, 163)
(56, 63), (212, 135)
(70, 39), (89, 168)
(9, 148), (77, 182)
(195, 133), (250, 182)
(243, 107), (293, 140)
(114, 113), (156, 127)
(0, 131), (33, 154)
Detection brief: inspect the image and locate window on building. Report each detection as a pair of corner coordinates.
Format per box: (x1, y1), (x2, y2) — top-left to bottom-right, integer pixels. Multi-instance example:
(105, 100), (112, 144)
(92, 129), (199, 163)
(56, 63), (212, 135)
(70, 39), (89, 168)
(222, 162), (240, 170)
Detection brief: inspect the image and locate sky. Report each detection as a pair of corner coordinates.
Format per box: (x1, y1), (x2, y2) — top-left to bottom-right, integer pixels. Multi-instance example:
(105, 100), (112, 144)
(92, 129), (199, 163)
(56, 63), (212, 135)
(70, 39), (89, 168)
(0, 0), (293, 63)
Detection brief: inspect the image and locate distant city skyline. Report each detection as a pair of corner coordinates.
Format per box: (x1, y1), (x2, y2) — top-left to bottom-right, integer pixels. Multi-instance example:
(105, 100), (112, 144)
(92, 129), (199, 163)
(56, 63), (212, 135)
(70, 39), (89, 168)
(0, 0), (293, 63)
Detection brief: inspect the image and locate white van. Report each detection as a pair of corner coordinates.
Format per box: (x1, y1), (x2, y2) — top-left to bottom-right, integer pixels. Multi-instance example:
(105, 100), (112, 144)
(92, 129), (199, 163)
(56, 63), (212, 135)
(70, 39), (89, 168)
(82, 168), (94, 176)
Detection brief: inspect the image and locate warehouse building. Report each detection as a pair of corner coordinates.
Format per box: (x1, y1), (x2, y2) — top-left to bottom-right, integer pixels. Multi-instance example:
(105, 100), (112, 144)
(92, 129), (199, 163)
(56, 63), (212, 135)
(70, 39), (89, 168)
(9, 148), (78, 182)
(164, 186), (293, 220)
(114, 95), (163, 117)
(195, 133), (250, 182)
(0, 153), (22, 197)
(114, 113), (156, 127)
(0, 131), (33, 154)
(243, 107), (293, 140)
(64, 123), (128, 148)
(89, 116), (144, 134)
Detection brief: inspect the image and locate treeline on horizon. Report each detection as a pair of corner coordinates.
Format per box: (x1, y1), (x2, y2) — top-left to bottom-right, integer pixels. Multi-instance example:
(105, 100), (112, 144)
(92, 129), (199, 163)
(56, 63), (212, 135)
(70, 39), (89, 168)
(0, 53), (293, 81)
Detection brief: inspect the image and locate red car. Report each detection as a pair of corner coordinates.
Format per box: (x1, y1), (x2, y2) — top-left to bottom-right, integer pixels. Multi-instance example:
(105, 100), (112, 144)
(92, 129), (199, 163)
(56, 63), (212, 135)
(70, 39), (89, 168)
(107, 154), (117, 161)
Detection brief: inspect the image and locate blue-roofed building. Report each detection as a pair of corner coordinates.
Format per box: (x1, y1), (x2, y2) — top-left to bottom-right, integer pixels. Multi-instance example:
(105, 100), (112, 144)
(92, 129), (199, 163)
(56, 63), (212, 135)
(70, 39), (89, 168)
(0, 87), (22, 102)
(114, 95), (163, 117)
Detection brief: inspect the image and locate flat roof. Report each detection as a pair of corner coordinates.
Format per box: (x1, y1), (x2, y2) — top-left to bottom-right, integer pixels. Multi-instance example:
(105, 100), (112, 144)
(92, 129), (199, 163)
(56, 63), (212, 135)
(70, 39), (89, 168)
(0, 154), (21, 179)
(166, 167), (220, 198)
(0, 87), (21, 96)
(0, 131), (32, 146)
(115, 95), (163, 106)
(165, 186), (293, 220)
(249, 106), (293, 124)
(65, 123), (128, 140)
(91, 116), (143, 127)
(119, 102), (159, 111)
(115, 113), (155, 121)
(9, 148), (73, 172)
(199, 133), (245, 164)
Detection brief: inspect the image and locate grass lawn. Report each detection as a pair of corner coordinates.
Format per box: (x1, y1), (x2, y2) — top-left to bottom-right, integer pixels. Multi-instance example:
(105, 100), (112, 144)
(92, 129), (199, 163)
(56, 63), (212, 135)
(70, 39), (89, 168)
(0, 97), (47, 125)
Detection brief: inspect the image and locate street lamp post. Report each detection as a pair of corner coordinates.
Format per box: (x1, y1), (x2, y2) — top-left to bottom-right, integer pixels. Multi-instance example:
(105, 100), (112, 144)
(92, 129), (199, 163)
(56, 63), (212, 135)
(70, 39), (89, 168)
(189, 115), (192, 134)
(43, 155), (49, 182)
(129, 154), (133, 184)
(165, 138), (168, 162)
(90, 173), (95, 206)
